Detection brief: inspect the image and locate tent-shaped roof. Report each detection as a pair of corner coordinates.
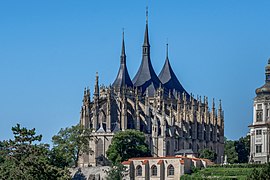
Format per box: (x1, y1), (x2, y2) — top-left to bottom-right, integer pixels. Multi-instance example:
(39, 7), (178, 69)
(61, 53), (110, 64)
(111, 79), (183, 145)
(158, 44), (189, 98)
(112, 33), (133, 89)
(132, 23), (161, 96)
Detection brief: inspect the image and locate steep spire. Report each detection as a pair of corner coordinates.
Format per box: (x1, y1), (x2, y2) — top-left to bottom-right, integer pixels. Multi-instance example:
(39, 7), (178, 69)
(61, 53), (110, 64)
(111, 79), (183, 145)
(121, 30), (126, 64)
(112, 31), (133, 89)
(132, 7), (161, 96)
(94, 72), (99, 97)
(166, 43), (169, 59)
(143, 6), (150, 48)
(158, 43), (189, 98)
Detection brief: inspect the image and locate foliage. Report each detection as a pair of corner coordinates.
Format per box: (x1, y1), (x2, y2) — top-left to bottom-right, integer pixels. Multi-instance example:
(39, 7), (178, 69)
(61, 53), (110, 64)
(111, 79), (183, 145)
(224, 135), (250, 164)
(106, 130), (151, 164)
(73, 168), (87, 180)
(247, 163), (270, 180)
(51, 124), (92, 168)
(235, 135), (250, 163)
(209, 163), (265, 168)
(224, 139), (238, 164)
(106, 163), (127, 180)
(199, 149), (217, 162)
(0, 124), (70, 180)
(181, 165), (259, 180)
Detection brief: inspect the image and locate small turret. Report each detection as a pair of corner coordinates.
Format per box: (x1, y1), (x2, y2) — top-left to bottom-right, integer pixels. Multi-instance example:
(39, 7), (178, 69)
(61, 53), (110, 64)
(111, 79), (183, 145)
(94, 72), (99, 99)
(106, 88), (111, 132)
(161, 101), (166, 137)
(80, 87), (91, 128)
(211, 98), (216, 124)
(218, 99), (223, 126)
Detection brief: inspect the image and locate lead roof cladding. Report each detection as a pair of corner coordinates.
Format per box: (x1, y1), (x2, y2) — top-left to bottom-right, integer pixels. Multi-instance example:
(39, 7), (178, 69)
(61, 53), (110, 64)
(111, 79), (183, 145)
(132, 21), (162, 96)
(158, 44), (189, 98)
(112, 32), (133, 89)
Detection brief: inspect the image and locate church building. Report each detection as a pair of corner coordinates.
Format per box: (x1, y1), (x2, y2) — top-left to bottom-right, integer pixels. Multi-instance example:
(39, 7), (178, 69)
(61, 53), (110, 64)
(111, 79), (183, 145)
(78, 12), (225, 167)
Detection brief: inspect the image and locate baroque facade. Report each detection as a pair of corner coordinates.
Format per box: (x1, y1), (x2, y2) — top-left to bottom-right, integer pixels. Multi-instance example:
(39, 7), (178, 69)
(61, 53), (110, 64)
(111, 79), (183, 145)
(78, 16), (224, 167)
(249, 60), (270, 164)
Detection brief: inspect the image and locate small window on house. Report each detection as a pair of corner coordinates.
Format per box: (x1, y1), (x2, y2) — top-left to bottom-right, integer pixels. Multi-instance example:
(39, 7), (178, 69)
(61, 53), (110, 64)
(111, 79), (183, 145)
(256, 144), (262, 153)
(151, 165), (157, 176)
(167, 164), (174, 176)
(256, 129), (262, 135)
(257, 104), (262, 109)
(136, 165), (142, 176)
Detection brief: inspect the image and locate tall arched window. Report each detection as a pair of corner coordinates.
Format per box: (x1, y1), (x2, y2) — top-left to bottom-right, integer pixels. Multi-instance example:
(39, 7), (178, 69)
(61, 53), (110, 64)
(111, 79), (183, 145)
(151, 165), (157, 176)
(136, 165), (142, 176)
(96, 138), (103, 157)
(189, 143), (192, 149)
(166, 141), (170, 156)
(167, 164), (174, 176)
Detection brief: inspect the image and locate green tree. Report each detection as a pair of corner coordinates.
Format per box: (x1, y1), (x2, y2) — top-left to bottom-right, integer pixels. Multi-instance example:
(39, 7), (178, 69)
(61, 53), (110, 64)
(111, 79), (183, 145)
(0, 124), (70, 180)
(51, 124), (92, 167)
(106, 163), (127, 180)
(224, 139), (238, 164)
(198, 149), (217, 162)
(106, 130), (151, 164)
(235, 135), (250, 163)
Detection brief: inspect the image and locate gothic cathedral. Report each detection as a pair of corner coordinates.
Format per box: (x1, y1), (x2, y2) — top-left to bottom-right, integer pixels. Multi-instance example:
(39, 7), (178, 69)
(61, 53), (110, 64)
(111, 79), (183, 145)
(78, 16), (225, 167)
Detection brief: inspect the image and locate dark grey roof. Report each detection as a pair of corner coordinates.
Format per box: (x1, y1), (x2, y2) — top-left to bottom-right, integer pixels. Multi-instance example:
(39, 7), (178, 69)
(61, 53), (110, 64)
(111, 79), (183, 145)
(112, 34), (133, 89)
(158, 45), (189, 98)
(132, 23), (161, 96)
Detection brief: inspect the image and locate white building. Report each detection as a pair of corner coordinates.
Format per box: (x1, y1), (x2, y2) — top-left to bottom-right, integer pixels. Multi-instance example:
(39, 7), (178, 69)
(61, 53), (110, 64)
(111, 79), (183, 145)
(122, 156), (213, 180)
(249, 59), (270, 164)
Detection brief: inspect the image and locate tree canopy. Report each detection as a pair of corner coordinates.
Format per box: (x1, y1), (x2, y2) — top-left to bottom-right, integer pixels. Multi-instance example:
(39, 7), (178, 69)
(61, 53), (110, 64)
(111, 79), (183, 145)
(106, 130), (151, 164)
(224, 135), (250, 164)
(0, 124), (70, 180)
(51, 124), (92, 168)
(199, 149), (217, 162)
(235, 135), (250, 163)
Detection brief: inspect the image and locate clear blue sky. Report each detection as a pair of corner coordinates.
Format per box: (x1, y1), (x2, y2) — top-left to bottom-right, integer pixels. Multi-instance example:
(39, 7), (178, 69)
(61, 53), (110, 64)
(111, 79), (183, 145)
(1, 0), (270, 144)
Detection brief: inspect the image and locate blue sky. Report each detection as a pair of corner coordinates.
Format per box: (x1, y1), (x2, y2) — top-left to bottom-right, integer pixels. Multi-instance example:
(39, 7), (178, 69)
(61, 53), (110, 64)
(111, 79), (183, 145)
(1, 0), (270, 144)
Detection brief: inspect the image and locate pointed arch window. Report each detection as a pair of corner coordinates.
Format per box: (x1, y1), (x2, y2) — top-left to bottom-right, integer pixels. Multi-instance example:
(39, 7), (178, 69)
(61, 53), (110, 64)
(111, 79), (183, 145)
(136, 165), (142, 176)
(166, 141), (170, 156)
(167, 164), (174, 176)
(96, 138), (103, 157)
(151, 165), (157, 176)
